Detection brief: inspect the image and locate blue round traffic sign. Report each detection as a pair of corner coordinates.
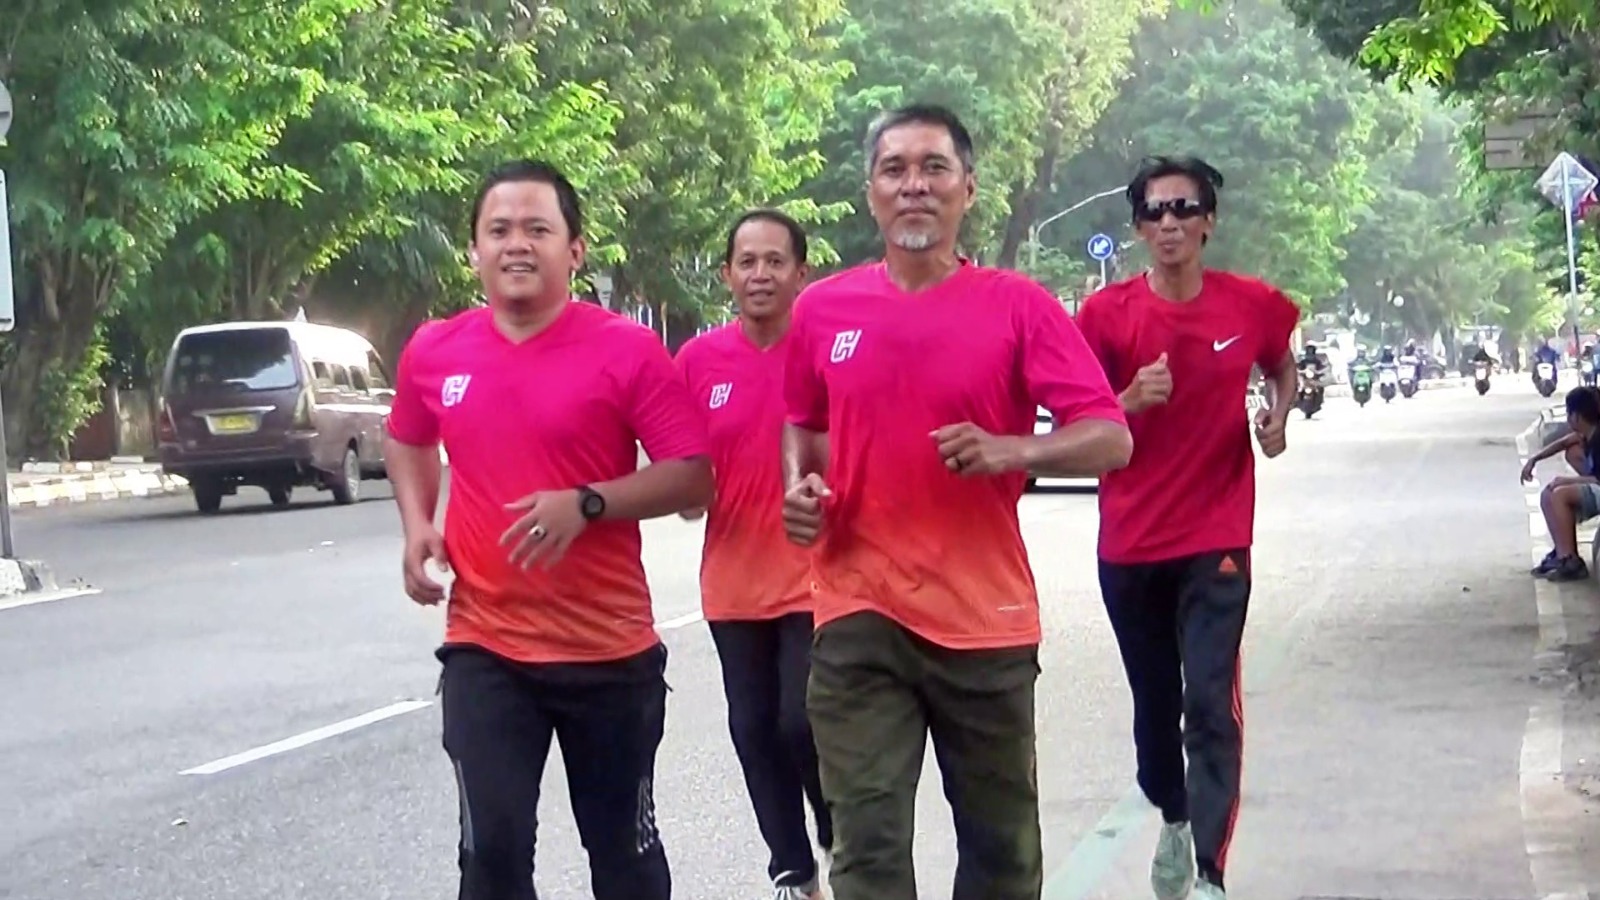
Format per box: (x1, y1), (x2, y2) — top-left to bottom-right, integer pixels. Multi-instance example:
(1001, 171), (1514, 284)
(1087, 233), (1115, 261)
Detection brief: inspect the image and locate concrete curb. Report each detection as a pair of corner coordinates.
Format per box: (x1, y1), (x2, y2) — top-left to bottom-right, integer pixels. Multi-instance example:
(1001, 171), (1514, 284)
(0, 558), (58, 598)
(8, 469), (190, 509)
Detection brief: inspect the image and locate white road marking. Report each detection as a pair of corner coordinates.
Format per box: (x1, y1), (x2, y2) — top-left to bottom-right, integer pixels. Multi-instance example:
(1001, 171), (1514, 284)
(655, 610), (704, 630)
(0, 587), (102, 612)
(1516, 420), (1595, 900)
(182, 609), (707, 776)
(181, 700), (433, 775)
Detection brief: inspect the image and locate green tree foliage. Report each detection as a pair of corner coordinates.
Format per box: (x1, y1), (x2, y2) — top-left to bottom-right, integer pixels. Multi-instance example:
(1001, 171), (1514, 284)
(1053, 0), (1383, 307)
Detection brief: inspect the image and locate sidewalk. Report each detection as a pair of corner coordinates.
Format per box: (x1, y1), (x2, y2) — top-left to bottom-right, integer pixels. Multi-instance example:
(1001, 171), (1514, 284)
(1516, 413), (1600, 899)
(6, 459), (189, 509)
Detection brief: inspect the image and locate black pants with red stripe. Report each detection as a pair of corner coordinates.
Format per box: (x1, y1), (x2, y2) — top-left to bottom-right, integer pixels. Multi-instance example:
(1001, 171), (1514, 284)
(1098, 549), (1250, 890)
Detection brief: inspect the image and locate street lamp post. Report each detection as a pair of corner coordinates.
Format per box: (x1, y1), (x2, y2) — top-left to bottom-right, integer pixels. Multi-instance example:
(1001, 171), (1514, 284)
(1026, 185), (1126, 270)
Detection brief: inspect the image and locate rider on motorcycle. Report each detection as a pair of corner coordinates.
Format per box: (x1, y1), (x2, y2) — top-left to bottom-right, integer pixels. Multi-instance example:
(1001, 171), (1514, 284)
(1378, 345), (1396, 365)
(1535, 340), (1561, 367)
(1471, 345), (1494, 368)
(1299, 342), (1329, 383)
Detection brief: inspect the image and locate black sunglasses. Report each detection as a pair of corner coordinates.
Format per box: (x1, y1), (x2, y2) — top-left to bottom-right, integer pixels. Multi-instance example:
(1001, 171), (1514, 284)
(1135, 198), (1211, 223)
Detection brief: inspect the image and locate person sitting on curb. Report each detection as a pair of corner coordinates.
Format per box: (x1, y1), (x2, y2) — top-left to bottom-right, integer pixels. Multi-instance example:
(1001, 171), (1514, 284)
(1522, 385), (1600, 581)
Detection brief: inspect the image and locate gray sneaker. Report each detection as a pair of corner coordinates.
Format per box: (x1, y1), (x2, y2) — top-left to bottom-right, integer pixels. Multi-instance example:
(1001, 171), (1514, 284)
(1151, 821), (1195, 900)
(1193, 878), (1226, 899)
(771, 871), (821, 900)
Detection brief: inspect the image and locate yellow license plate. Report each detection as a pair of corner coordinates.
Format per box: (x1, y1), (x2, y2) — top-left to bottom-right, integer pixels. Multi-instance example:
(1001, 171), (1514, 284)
(212, 414), (257, 434)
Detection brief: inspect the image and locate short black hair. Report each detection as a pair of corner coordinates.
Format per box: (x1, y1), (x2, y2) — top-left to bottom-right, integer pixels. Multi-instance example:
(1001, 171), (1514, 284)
(470, 159), (583, 240)
(1126, 155), (1225, 221)
(864, 103), (977, 174)
(722, 209), (808, 266)
(1567, 386), (1600, 424)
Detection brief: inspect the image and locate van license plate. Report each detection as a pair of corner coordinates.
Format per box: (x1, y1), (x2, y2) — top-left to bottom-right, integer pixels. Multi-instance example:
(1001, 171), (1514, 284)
(211, 414), (257, 435)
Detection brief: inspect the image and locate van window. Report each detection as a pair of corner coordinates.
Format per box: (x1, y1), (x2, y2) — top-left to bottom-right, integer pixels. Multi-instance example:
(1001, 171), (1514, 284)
(365, 351), (391, 390)
(170, 328), (298, 393)
(350, 368), (370, 393)
(311, 361), (333, 389)
(331, 364), (352, 389)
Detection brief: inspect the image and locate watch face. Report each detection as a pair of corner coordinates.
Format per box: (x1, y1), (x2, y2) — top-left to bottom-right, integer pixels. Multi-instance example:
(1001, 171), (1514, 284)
(582, 491), (605, 517)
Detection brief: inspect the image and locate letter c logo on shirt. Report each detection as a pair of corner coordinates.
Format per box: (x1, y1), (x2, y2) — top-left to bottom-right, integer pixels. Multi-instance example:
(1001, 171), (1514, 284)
(708, 382), (732, 409)
(441, 374), (472, 408)
(830, 329), (862, 364)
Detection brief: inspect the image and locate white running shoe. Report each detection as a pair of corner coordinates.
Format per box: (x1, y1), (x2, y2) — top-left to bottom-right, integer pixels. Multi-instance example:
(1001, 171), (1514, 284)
(1151, 821), (1196, 900)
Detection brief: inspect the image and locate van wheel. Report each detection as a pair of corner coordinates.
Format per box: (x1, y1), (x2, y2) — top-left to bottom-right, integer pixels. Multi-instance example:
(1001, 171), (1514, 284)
(268, 485), (292, 508)
(329, 446), (360, 505)
(193, 480), (223, 515)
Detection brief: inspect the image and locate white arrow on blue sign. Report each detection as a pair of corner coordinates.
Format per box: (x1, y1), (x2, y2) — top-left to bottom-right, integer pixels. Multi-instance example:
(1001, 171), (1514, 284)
(1087, 233), (1115, 261)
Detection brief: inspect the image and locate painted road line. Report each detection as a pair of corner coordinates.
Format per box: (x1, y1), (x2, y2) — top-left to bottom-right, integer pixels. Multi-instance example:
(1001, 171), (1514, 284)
(1041, 436), (1438, 899)
(656, 610), (704, 631)
(181, 700), (434, 775)
(0, 587), (102, 613)
(182, 610), (705, 776)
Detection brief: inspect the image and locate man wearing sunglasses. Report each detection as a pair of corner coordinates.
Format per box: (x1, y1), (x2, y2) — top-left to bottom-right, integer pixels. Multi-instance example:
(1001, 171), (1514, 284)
(1074, 155), (1301, 900)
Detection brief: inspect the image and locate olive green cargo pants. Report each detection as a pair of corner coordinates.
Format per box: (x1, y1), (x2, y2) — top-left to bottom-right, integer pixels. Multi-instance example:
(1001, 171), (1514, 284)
(806, 611), (1042, 900)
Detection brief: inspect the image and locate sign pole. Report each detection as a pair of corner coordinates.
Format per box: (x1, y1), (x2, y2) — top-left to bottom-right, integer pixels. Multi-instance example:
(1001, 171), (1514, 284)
(1563, 155), (1583, 350)
(1099, 257), (1107, 287)
(0, 171), (14, 559)
(0, 82), (16, 559)
(1537, 152), (1596, 354)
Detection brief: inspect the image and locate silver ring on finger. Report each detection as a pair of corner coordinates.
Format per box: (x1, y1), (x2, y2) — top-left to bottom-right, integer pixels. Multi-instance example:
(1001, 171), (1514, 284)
(530, 524), (547, 540)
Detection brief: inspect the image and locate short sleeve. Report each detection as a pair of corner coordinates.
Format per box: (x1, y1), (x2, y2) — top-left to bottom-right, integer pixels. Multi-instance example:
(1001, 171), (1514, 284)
(385, 323), (441, 447)
(1018, 284), (1127, 428)
(1073, 291), (1121, 390)
(784, 297), (829, 431)
(1255, 285), (1302, 371)
(628, 335), (711, 462)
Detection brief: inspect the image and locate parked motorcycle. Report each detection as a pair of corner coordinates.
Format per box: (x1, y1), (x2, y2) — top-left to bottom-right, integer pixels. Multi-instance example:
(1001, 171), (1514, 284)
(1474, 362), (1491, 395)
(1349, 362), (1374, 407)
(1534, 361), (1558, 398)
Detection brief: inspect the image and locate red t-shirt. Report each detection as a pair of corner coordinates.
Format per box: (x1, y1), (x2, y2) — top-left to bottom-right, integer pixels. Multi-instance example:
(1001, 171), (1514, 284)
(676, 323), (811, 622)
(386, 303), (710, 664)
(785, 261), (1126, 650)
(1075, 271), (1301, 564)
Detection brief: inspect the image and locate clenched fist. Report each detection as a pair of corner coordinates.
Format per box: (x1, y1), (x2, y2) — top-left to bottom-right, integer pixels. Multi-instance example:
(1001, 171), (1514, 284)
(782, 473), (831, 546)
(1121, 352), (1172, 413)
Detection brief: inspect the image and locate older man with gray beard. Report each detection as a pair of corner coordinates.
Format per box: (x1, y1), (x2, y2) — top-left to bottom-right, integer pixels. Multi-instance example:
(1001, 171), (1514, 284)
(779, 103), (1132, 900)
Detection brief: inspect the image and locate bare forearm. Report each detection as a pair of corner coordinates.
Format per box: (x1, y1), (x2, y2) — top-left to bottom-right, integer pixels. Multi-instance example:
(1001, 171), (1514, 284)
(385, 436), (442, 534)
(1019, 417), (1133, 477)
(1117, 387), (1149, 414)
(594, 456), (713, 521)
(782, 423), (829, 490)
(1263, 356), (1298, 420)
(1535, 432), (1581, 462)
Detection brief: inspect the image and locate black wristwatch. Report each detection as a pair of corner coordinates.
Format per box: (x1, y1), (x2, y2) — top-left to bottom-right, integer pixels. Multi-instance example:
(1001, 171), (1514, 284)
(577, 485), (606, 521)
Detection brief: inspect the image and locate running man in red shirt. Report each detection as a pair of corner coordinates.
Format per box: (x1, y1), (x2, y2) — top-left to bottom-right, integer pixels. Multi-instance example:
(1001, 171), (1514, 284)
(383, 159), (713, 900)
(676, 209), (832, 900)
(1074, 156), (1301, 900)
(781, 104), (1133, 900)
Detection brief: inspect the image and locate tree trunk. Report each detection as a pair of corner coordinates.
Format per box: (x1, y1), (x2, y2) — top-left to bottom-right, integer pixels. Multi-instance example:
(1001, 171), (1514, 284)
(1, 279), (105, 461)
(995, 96), (1065, 270)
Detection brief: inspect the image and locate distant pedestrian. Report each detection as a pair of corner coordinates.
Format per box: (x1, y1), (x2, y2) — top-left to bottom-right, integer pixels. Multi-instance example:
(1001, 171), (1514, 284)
(675, 208), (832, 899)
(383, 159), (713, 900)
(781, 103), (1131, 900)
(1074, 155), (1301, 900)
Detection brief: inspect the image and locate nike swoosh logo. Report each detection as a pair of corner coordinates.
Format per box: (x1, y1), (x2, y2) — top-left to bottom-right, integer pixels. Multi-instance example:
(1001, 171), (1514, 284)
(1214, 336), (1242, 351)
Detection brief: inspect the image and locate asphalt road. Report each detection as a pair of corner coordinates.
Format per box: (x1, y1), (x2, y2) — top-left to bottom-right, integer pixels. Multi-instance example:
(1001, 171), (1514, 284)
(2, 378), (1597, 900)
